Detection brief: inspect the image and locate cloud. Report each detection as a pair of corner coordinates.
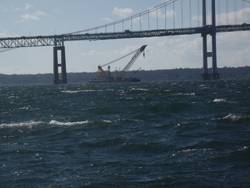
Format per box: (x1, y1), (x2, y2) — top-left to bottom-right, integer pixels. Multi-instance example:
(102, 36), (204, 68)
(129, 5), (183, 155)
(151, 9), (175, 20)
(140, 36), (202, 69)
(80, 50), (97, 56)
(24, 3), (33, 11)
(217, 7), (250, 25)
(19, 10), (47, 22)
(80, 48), (123, 57)
(14, 3), (34, 12)
(20, 14), (40, 21)
(101, 17), (113, 23)
(112, 7), (134, 18)
(217, 32), (250, 67)
(12, 3), (48, 23)
(193, 7), (250, 26)
(0, 32), (18, 38)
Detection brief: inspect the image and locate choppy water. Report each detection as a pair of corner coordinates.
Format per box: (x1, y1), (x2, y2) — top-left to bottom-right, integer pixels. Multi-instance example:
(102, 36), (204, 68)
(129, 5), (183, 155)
(0, 80), (250, 187)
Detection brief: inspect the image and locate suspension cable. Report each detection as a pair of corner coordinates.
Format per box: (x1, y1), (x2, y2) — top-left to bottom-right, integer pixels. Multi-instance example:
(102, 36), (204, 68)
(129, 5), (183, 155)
(64, 0), (178, 35)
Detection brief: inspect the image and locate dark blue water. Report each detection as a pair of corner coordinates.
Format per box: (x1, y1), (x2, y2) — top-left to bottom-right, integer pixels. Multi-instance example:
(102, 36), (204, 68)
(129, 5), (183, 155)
(0, 80), (250, 187)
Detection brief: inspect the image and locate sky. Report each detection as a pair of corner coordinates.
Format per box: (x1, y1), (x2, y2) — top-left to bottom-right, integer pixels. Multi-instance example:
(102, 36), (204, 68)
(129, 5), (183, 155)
(0, 0), (250, 74)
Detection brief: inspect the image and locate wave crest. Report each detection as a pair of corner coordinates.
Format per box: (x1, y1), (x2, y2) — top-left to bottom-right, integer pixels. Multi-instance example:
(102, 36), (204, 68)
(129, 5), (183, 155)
(61, 90), (102, 94)
(49, 120), (89, 126)
(213, 98), (226, 103)
(0, 121), (43, 129)
(221, 113), (250, 123)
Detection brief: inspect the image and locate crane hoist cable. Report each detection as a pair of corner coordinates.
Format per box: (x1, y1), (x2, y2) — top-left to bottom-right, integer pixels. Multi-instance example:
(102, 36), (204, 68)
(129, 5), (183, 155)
(100, 48), (139, 68)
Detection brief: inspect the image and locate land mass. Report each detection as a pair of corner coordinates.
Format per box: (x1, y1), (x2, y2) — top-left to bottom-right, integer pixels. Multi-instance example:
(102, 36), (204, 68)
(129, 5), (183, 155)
(0, 67), (250, 86)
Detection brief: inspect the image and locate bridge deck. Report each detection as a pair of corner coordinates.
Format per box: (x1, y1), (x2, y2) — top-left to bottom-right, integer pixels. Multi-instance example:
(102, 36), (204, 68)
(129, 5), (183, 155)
(0, 24), (250, 48)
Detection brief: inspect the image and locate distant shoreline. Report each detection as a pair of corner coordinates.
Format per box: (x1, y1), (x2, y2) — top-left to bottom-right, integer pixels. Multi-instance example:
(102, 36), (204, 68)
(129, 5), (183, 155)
(0, 67), (250, 86)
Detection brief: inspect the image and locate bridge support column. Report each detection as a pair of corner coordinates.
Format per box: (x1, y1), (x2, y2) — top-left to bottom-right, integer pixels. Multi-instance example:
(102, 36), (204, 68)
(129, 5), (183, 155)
(53, 45), (67, 84)
(201, 0), (220, 80)
(211, 0), (219, 79)
(202, 0), (209, 80)
(202, 34), (210, 80)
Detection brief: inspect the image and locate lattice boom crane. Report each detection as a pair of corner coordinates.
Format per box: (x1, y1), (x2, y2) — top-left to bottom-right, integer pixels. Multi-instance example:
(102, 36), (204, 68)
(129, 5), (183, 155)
(96, 45), (147, 82)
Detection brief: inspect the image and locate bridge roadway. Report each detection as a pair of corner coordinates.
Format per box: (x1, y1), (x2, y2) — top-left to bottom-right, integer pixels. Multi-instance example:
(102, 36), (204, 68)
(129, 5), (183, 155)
(0, 24), (250, 48)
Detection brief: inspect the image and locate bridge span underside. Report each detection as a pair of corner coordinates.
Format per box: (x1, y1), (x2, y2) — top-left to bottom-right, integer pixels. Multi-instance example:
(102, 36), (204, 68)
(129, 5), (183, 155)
(0, 24), (249, 49)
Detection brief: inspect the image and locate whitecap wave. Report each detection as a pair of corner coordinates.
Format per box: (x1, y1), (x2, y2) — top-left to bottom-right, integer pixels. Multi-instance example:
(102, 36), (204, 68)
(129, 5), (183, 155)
(61, 90), (80, 94)
(221, 113), (250, 122)
(172, 92), (196, 96)
(129, 88), (149, 92)
(61, 90), (102, 94)
(222, 114), (241, 122)
(0, 121), (43, 129)
(49, 120), (89, 126)
(18, 106), (30, 110)
(172, 148), (212, 157)
(164, 89), (171, 92)
(179, 148), (212, 153)
(213, 98), (226, 103)
(101, 120), (112, 124)
(8, 95), (19, 99)
(238, 146), (249, 151)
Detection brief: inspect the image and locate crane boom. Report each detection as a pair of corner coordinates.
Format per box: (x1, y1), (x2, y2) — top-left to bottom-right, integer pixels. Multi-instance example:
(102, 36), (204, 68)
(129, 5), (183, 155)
(99, 45), (147, 70)
(100, 49), (138, 68)
(122, 45), (147, 72)
(95, 45), (147, 82)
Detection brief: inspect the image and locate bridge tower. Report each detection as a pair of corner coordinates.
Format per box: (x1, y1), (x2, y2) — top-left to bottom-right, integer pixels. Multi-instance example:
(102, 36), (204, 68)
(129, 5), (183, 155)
(202, 0), (220, 80)
(53, 41), (67, 84)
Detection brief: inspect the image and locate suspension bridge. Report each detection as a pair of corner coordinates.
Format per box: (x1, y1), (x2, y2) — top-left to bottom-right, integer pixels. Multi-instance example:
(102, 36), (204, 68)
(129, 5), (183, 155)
(0, 0), (250, 84)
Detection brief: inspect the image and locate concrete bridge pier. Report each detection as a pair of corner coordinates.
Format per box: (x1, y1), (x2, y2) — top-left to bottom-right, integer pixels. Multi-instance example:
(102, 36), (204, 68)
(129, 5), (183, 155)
(53, 45), (67, 84)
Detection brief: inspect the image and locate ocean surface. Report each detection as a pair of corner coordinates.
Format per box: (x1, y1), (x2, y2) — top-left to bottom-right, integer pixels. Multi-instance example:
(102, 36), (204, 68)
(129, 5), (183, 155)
(0, 80), (250, 188)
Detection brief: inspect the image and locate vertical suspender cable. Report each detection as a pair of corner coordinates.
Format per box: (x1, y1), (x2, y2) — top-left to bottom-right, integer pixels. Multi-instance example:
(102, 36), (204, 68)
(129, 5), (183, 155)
(226, 0), (229, 24)
(181, 0), (184, 27)
(217, 0), (221, 24)
(241, 0), (244, 23)
(197, 0), (200, 26)
(189, 0), (192, 27)
(165, 5), (167, 29)
(130, 17), (133, 30)
(234, 0), (237, 24)
(156, 9), (159, 29)
(148, 10), (150, 30)
(173, 1), (176, 28)
(139, 14), (142, 31)
(236, 0), (239, 24)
